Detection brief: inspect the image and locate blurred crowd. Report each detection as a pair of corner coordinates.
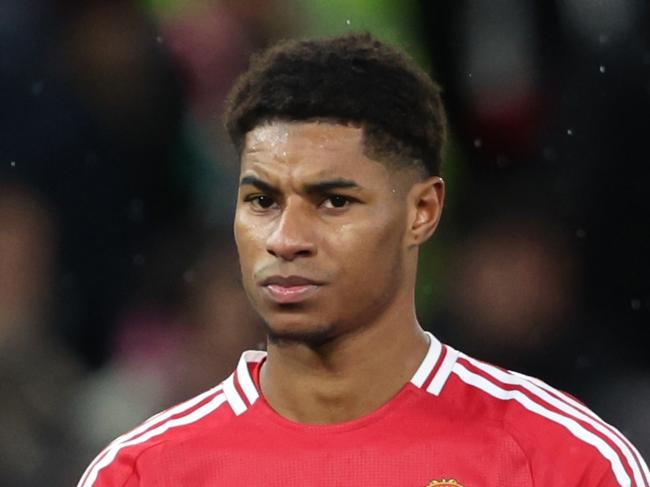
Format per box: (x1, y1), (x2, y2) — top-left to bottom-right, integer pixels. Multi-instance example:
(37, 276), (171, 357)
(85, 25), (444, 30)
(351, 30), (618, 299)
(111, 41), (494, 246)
(0, 0), (648, 484)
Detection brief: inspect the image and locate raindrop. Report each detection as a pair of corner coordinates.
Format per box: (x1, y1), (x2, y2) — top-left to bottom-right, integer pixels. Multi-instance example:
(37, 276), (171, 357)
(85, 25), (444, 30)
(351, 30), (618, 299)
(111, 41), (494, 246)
(183, 269), (195, 283)
(496, 154), (509, 168)
(630, 299), (641, 311)
(567, 128), (573, 136)
(576, 354), (591, 369)
(156, 36), (163, 44)
(345, 19), (351, 25)
(10, 160), (16, 167)
(60, 273), (77, 289)
(31, 81), (44, 96)
(128, 198), (144, 222)
(473, 138), (482, 148)
(599, 65), (606, 74)
(542, 146), (557, 162)
(85, 153), (98, 165)
(576, 228), (587, 238)
(468, 72), (473, 78)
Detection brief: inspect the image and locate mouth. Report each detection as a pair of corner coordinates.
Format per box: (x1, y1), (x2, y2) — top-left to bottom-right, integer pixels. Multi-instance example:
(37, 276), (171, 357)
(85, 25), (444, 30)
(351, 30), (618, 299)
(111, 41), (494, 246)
(264, 284), (320, 304)
(260, 275), (323, 304)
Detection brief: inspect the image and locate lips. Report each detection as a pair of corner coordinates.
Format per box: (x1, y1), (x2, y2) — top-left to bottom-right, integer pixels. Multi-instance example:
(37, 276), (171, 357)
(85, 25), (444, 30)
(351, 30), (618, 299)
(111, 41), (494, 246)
(261, 275), (320, 286)
(260, 275), (323, 304)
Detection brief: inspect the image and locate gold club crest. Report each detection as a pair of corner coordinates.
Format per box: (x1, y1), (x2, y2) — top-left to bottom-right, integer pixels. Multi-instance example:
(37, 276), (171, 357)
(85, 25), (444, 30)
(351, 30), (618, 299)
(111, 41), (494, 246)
(426, 480), (464, 487)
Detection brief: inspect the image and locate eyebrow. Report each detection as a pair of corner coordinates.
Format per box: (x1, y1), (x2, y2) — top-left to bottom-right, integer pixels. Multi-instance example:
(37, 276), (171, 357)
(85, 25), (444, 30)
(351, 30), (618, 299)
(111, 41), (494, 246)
(239, 175), (360, 194)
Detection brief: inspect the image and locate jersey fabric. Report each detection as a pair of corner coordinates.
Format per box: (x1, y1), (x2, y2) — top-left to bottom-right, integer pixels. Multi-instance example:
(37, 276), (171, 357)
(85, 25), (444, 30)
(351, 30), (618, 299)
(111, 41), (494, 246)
(78, 332), (649, 487)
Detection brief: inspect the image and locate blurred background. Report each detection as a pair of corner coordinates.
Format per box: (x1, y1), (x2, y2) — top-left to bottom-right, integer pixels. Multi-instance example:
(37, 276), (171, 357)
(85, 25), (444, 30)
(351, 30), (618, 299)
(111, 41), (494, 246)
(0, 0), (648, 484)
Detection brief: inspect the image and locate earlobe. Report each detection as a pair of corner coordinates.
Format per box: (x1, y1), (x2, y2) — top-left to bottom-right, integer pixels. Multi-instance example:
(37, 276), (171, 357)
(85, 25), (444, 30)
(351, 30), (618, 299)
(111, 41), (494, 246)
(408, 177), (444, 246)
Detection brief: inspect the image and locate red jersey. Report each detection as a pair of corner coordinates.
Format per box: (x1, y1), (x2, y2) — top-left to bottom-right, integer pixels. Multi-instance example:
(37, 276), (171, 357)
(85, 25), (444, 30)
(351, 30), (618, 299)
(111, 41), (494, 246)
(78, 333), (648, 486)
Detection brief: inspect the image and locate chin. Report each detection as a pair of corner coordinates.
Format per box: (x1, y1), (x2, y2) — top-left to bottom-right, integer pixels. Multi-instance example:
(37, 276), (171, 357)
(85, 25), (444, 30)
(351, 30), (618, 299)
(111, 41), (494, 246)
(264, 316), (335, 346)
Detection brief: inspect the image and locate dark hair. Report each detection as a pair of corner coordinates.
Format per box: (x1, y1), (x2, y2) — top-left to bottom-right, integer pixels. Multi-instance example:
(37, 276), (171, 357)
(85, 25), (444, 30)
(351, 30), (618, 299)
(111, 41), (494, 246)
(224, 32), (447, 176)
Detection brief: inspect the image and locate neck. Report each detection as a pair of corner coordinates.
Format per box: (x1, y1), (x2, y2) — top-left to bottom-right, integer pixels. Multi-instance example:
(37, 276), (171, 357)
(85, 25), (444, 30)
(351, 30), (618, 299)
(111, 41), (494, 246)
(259, 304), (429, 424)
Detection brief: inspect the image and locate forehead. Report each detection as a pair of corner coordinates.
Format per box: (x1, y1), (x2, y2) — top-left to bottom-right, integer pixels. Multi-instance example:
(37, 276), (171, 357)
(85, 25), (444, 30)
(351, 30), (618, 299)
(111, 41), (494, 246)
(241, 121), (387, 180)
(244, 120), (363, 155)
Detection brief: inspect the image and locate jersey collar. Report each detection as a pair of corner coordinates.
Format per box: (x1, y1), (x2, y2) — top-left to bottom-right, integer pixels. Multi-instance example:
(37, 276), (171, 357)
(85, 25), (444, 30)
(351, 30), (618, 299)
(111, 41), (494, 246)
(227, 332), (456, 415)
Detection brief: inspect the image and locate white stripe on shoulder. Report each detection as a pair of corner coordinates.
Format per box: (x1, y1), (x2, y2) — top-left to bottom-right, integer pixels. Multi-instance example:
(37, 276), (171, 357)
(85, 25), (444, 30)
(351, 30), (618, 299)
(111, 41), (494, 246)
(236, 353), (260, 405)
(510, 368), (650, 485)
(77, 384), (223, 487)
(79, 393), (227, 487)
(464, 356), (646, 487)
(223, 373), (247, 416)
(410, 332), (442, 387)
(427, 346), (459, 396)
(452, 362), (631, 487)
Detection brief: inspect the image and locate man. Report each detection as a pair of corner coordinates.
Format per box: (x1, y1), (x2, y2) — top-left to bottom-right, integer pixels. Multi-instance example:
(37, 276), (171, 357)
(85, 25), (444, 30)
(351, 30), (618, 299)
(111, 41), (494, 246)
(78, 33), (648, 486)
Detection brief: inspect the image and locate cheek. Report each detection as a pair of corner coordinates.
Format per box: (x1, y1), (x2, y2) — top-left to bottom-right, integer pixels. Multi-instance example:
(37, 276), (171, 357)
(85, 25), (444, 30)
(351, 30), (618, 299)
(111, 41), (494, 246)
(234, 216), (262, 273)
(234, 220), (264, 310)
(331, 210), (405, 280)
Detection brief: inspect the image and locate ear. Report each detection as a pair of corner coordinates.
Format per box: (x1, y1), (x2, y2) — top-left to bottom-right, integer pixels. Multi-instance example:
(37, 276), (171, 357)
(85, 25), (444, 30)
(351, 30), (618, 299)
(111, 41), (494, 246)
(405, 176), (445, 247)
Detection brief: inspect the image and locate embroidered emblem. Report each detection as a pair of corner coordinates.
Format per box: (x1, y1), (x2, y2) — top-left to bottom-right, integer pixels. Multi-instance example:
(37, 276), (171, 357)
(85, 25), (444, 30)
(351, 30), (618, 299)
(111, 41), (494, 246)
(426, 480), (464, 487)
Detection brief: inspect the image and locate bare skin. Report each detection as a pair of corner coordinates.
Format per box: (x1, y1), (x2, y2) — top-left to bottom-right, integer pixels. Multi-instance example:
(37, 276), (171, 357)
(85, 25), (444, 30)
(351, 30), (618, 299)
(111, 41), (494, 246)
(234, 121), (444, 424)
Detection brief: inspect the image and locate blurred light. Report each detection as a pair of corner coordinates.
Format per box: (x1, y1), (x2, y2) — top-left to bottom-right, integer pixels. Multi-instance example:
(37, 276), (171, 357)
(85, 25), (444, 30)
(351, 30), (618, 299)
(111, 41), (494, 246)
(560, 0), (642, 46)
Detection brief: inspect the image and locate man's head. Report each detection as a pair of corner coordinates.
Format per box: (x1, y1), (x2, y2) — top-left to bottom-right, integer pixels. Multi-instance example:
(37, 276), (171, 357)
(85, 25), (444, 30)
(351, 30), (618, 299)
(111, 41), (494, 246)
(225, 33), (447, 345)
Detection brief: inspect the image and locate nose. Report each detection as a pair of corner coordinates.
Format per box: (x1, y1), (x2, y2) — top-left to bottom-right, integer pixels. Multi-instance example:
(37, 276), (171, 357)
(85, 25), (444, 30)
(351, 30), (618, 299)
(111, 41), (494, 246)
(266, 199), (316, 261)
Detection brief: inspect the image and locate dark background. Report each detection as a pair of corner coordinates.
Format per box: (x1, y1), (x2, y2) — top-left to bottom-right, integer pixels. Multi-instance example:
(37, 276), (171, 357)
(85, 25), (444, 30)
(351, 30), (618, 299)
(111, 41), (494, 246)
(0, 0), (648, 484)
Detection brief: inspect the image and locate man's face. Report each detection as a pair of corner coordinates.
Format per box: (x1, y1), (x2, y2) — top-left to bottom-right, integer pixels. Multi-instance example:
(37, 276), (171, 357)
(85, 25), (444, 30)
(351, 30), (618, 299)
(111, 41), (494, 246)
(234, 121), (415, 344)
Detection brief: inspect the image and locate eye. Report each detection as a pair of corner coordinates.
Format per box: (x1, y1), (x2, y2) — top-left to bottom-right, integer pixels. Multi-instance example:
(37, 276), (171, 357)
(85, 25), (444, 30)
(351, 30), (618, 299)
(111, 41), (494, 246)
(322, 195), (353, 209)
(245, 194), (276, 210)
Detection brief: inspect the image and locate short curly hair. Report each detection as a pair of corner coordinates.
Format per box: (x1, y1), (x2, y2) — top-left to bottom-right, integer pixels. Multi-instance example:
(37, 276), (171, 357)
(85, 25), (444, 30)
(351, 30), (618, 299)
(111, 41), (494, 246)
(224, 32), (447, 176)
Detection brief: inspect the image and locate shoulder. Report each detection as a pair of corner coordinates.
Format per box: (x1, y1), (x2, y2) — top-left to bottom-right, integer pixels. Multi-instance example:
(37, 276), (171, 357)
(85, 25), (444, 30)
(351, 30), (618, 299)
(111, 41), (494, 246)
(439, 350), (649, 486)
(77, 350), (267, 487)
